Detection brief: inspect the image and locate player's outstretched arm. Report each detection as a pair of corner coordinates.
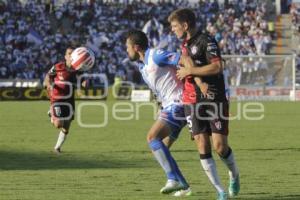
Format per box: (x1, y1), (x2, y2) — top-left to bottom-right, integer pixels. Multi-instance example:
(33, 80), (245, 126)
(43, 73), (52, 90)
(177, 56), (222, 80)
(44, 66), (56, 90)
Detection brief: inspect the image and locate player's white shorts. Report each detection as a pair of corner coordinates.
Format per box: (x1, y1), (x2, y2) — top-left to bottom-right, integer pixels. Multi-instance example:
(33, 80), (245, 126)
(159, 104), (186, 140)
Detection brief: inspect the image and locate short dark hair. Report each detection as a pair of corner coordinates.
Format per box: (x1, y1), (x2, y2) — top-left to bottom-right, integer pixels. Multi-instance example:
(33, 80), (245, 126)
(126, 30), (149, 51)
(168, 8), (196, 29)
(66, 46), (75, 51)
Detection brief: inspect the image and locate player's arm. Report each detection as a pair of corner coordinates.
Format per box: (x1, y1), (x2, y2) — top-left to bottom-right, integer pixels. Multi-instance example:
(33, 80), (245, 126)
(81, 80), (87, 88)
(177, 56), (222, 80)
(43, 65), (56, 90)
(43, 73), (50, 89)
(152, 49), (181, 68)
(177, 37), (223, 80)
(74, 71), (88, 88)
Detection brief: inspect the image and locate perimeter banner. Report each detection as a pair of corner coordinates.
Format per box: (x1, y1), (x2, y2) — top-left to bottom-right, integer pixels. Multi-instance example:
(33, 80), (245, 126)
(0, 87), (107, 101)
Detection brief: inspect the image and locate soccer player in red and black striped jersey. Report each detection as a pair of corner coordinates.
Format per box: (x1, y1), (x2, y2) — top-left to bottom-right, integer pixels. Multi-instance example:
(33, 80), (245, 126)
(43, 47), (81, 154)
(168, 8), (240, 200)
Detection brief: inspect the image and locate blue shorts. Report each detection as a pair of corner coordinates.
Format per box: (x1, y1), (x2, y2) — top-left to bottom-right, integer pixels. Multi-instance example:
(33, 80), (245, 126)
(159, 104), (186, 140)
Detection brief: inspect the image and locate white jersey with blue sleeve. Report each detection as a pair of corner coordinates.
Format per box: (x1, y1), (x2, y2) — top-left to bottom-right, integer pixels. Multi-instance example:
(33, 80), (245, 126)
(139, 48), (183, 108)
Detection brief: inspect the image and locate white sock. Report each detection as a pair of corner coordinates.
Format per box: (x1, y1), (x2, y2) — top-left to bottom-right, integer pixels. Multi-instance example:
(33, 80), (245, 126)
(54, 131), (67, 150)
(221, 150), (239, 180)
(200, 158), (225, 193)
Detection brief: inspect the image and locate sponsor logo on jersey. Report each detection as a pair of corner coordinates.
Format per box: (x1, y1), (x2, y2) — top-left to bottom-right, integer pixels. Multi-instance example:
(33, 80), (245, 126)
(207, 42), (218, 51)
(210, 51), (218, 56)
(195, 60), (203, 65)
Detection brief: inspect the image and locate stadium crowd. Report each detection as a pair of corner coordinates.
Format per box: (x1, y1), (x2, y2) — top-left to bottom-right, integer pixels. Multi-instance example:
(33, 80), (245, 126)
(290, 2), (300, 85)
(0, 0), (274, 84)
(291, 2), (300, 32)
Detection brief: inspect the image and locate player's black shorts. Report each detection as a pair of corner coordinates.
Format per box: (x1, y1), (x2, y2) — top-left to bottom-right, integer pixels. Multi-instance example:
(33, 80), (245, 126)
(51, 101), (75, 121)
(184, 101), (229, 136)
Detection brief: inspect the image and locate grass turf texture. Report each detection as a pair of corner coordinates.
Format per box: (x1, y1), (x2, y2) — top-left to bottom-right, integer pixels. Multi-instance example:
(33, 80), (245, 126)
(0, 101), (299, 200)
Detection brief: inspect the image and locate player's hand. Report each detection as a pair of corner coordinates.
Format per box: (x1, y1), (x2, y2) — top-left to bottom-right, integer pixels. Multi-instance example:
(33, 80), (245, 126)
(176, 66), (191, 80)
(194, 77), (209, 97)
(179, 55), (194, 68)
(177, 55), (195, 80)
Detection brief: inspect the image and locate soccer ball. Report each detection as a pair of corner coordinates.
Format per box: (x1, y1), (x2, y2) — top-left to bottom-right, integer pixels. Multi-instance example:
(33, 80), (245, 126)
(71, 47), (95, 71)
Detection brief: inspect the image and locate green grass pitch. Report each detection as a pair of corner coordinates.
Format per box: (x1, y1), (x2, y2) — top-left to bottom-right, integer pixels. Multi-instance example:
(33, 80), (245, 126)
(0, 101), (300, 200)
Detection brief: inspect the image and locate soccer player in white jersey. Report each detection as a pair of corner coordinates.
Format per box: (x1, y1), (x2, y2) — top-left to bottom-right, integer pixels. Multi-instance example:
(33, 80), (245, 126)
(125, 30), (191, 197)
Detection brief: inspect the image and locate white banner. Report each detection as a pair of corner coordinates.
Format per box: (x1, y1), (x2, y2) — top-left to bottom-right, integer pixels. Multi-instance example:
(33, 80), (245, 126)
(0, 79), (41, 88)
(131, 90), (151, 102)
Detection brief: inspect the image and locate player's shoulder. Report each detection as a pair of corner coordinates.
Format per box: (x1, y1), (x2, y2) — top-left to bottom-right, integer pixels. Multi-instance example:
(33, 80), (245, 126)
(152, 49), (178, 60)
(152, 48), (167, 62)
(48, 62), (61, 75)
(196, 33), (220, 54)
(55, 61), (66, 69)
(152, 48), (168, 57)
(152, 48), (179, 65)
(195, 32), (216, 45)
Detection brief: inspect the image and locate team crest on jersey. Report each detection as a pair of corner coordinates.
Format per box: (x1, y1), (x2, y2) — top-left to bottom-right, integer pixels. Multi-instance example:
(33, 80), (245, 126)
(191, 46), (198, 55)
(214, 120), (222, 130)
(58, 72), (64, 80)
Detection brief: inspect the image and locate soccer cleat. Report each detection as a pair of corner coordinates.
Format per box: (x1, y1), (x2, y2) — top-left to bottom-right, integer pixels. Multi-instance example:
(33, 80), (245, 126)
(228, 175), (240, 197)
(217, 191), (228, 200)
(160, 180), (184, 194)
(173, 187), (192, 197)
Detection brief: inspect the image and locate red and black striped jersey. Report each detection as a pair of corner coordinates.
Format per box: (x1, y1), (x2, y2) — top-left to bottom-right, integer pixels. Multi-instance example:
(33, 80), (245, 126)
(48, 62), (77, 103)
(181, 32), (227, 103)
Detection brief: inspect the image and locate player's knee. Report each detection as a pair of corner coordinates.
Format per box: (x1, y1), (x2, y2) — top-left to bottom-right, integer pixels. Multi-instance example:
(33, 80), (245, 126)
(53, 120), (63, 129)
(194, 134), (211, 154)
(163, 136), (175, 148)
(146, 133), (156, 143)
(62, 128), (69, 135)
(194, 134), (208, 146)
(214, 142), (228, 156)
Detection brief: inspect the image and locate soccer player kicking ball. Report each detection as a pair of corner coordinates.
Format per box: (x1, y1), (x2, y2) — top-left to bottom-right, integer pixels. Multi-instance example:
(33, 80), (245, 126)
(43, 47), (91, 154)
(168, 9), (240, 200)
(125, 30), (191, 197)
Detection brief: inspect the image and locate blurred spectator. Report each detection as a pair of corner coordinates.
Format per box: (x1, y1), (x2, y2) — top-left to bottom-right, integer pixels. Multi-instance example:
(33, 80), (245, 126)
(291, 3), (300, 34)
